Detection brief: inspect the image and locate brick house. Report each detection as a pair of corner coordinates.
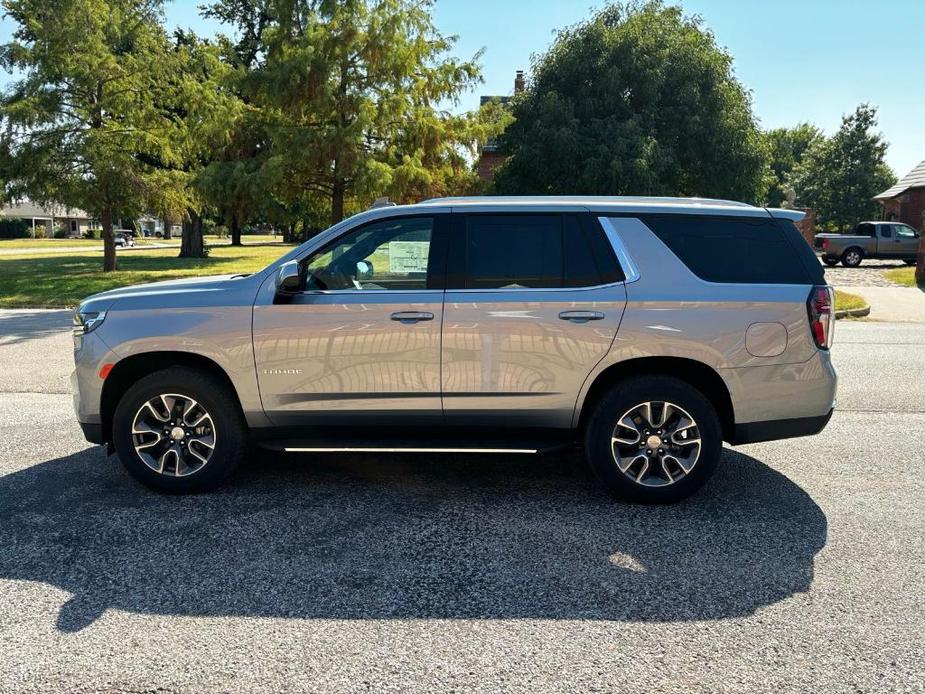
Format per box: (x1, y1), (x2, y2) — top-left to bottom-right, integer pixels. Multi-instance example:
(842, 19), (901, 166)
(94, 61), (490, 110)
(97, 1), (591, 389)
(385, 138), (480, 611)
(476, 70), (525, 181)
(875, 159), (925, 231)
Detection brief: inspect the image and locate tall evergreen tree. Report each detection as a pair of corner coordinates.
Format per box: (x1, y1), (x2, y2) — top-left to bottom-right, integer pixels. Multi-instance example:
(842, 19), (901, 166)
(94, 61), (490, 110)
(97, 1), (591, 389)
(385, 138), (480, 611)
(0, 0), (180, 271)
(791, 105), (896, 230)
(206, 0), (482, 225)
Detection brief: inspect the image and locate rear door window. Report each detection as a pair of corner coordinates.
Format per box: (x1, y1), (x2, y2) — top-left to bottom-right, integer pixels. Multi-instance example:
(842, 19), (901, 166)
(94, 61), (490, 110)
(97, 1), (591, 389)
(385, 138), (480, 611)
(460, 215), (622, 289)
(636, 215), (818, 285)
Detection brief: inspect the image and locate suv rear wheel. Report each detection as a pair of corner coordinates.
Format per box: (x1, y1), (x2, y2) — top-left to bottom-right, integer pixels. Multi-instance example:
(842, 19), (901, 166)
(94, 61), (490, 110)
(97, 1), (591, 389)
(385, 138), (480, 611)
(112, 367), (246, 493)
(584, 376), (722, 503)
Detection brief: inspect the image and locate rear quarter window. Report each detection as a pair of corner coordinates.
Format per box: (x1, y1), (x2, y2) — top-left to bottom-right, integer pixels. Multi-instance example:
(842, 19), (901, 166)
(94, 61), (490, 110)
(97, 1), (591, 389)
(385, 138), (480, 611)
(636, 215), (821, 285)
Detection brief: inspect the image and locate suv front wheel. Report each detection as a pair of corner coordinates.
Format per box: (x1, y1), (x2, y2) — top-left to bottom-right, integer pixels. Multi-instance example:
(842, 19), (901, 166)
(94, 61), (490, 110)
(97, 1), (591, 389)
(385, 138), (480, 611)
(112, 367), (247, 493)
(584, 376), (722, 503)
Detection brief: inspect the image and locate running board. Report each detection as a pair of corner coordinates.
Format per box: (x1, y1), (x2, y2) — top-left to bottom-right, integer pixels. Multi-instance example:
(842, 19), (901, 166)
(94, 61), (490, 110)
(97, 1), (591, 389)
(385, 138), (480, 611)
(250, 425), (575, 455)
(278, 446), (538, 454)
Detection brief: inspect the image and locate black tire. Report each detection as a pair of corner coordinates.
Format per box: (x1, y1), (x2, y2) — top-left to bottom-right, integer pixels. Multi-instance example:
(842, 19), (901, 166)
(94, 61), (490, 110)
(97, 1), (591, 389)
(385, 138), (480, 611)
(841, 247), (864, 267)
(112, 367), (247, 493)
(583, 376), (722, 503)
(822, 257), (839, 267)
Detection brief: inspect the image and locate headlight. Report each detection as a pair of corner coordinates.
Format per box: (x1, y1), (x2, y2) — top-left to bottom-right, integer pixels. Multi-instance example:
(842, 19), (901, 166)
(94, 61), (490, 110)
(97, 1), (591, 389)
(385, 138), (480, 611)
(73, 308), (107, 334)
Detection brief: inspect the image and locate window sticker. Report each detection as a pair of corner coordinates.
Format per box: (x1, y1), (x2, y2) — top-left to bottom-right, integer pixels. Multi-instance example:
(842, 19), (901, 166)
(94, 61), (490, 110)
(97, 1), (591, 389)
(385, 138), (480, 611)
(388, 241), (429, 273)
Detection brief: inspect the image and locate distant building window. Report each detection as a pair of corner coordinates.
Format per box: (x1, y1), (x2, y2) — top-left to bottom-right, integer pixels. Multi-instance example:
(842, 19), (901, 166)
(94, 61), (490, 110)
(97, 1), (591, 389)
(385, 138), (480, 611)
(70, 220), (77, 233)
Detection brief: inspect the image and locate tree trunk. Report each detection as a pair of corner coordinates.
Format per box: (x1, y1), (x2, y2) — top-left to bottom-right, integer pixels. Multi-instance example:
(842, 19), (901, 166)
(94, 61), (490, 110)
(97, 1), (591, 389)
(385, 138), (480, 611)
(101, 207), (117, 272)
(230, 213), (242, 246)
(179, 209), (206, 258)
(331, 178), (345, 225)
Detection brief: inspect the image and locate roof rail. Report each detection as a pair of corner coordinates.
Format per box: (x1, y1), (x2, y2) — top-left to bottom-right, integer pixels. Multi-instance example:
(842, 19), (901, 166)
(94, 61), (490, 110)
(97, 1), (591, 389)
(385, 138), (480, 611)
(369, 197), (397, 210)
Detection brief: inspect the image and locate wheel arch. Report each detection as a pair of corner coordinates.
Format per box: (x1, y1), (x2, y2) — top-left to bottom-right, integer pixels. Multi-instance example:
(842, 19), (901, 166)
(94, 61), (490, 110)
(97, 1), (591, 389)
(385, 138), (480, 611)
(842, 246), (865, 260)
(100, 351), (244, 444)
(575, 357), (736, 442)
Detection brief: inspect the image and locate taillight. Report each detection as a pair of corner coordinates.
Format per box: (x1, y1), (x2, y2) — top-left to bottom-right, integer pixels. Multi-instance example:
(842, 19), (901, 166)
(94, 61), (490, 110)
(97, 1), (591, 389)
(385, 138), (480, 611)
(822, 239), (830, 250)
(807, 286), (834, 349)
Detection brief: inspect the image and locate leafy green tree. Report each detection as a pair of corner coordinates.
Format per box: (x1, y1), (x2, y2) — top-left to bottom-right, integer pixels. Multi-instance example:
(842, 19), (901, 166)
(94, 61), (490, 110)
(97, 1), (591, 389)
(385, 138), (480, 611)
(492, 1), (767, 202)
(206, 0), (482, 225)
(791, 104), (896, 230)
(763, 124), (824, 208)
(0, 0), (180, 271)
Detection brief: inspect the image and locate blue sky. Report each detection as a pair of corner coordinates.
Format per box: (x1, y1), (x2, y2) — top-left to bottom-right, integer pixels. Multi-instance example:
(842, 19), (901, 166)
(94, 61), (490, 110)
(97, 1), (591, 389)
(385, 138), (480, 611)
(4, 0), (923, 176)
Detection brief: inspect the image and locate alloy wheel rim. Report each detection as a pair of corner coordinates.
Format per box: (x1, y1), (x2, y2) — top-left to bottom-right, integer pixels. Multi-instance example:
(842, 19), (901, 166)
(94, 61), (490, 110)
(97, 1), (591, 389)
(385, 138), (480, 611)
(847, 251), (860, 264)
(610, 401), (702, 487)
(131, 393), (217, 477)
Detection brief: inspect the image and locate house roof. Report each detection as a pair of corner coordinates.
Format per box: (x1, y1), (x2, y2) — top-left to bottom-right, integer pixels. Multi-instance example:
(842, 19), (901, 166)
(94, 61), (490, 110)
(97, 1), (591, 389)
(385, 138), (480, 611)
(0, 200), (92, 220)
(875, 159), (925, 199)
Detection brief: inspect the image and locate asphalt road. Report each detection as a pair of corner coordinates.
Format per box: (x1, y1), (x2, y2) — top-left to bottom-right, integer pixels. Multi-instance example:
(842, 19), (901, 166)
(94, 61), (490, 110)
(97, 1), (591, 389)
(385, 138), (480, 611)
(0, 310), (923, 693)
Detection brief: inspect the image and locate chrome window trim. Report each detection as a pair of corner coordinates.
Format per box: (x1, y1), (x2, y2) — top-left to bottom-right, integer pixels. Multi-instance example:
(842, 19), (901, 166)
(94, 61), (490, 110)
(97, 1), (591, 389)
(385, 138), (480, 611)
(597, 216), (641, 283)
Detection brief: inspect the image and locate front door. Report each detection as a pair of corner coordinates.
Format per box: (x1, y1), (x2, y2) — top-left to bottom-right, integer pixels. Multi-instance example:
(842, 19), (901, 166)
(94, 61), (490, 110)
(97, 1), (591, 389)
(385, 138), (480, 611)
(894, 224), (921, 258)
(441, 213), (626, 429)
(253, 214), (448, 426)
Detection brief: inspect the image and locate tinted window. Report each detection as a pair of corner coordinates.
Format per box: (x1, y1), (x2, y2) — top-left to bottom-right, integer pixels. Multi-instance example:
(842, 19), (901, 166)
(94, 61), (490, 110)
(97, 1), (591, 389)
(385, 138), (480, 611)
(463, 215), (615, 289)
(856, 223), (875, 237)
(304, 217), (434, 291)
(880, 225), (892, 239)
(638, 215), (815, 285)
(564, 216), (603, 287)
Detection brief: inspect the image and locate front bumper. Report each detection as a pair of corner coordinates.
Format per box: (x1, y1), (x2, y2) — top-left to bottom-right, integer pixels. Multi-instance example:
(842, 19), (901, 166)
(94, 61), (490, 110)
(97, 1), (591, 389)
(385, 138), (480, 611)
(79, 421), (105, 445)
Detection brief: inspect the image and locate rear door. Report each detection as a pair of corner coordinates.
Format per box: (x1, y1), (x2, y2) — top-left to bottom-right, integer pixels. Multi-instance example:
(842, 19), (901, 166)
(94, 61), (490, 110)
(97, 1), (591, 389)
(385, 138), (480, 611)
(441, 213), (626, 429)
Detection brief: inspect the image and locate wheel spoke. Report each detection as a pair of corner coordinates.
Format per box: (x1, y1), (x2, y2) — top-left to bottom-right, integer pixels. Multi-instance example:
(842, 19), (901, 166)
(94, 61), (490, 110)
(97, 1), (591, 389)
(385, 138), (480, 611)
(617, 451), (647, 473)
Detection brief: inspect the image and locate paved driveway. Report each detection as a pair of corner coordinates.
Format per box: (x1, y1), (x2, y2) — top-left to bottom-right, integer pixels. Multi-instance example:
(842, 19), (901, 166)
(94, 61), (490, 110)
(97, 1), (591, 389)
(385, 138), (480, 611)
(0, 311), (923, 693)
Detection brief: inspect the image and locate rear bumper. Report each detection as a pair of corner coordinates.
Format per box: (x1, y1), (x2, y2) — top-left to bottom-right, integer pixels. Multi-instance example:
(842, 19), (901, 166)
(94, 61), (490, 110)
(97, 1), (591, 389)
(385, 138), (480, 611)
(730, 408), (833, 445)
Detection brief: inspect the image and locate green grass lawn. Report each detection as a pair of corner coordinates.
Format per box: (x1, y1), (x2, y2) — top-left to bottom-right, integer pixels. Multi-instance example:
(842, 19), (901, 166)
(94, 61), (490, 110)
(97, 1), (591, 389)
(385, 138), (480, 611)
(0, 245), (294, 308)
(883, 266), (923, 288)
(834, 290), (867, 312)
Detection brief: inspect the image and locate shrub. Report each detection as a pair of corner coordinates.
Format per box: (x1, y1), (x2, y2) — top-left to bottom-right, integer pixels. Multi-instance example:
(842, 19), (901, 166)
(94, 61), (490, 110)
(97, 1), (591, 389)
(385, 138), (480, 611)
(0, 218), (32, 239)
(33, 226), (47, 239)
(83, 228), (100, 239)
(53, 228), (68, 239)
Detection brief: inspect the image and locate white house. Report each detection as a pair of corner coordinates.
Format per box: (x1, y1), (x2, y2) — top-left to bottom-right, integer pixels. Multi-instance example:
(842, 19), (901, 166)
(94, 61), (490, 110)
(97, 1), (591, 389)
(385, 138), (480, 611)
(0, 200), (97, 237)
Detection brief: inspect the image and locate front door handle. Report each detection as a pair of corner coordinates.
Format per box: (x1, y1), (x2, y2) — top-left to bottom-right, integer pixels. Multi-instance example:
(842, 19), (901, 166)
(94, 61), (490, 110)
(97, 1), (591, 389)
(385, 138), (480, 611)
(391, 311), (435, 324)
(559, 310), (605, 323)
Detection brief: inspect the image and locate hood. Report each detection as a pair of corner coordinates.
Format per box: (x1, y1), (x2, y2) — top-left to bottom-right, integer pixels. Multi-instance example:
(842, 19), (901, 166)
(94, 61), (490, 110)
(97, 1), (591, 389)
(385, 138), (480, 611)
(78, 274), (255, 312)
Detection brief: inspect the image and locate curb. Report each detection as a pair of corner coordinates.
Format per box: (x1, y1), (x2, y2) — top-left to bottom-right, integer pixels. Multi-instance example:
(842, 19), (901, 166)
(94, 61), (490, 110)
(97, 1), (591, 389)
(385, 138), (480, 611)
(835, 305), (871, 319)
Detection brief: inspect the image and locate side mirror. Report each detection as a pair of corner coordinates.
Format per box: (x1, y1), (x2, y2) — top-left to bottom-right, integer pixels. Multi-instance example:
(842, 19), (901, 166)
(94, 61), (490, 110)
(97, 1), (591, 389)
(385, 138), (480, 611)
(356, 260), (374, 280)
(275, 260), (302, 295)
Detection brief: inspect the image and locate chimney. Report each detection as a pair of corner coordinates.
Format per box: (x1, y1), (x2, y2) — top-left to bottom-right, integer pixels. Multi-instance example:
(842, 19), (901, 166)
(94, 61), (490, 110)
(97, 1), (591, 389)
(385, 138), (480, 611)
(514, 70), (525, 94)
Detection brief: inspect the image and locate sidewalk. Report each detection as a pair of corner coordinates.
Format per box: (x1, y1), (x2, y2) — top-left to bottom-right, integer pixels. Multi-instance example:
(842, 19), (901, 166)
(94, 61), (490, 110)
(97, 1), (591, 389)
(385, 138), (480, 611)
(840, 285), (925, 323)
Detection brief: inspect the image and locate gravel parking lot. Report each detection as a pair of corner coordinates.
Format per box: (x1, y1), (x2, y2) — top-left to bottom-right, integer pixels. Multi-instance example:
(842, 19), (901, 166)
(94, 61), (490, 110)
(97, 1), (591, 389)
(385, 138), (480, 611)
(0, 310), (923, 693)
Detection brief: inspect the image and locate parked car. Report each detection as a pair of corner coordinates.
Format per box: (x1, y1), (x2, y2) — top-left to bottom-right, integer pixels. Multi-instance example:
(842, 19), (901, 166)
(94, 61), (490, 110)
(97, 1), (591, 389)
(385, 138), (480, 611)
(815, 221), (919, 267)
(71, 197), (837, 503)
(114, 230), (135, 248)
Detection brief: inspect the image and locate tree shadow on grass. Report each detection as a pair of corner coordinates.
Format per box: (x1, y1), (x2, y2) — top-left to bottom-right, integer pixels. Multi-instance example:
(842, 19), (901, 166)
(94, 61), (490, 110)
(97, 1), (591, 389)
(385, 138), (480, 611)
(0, 447), (826, 632)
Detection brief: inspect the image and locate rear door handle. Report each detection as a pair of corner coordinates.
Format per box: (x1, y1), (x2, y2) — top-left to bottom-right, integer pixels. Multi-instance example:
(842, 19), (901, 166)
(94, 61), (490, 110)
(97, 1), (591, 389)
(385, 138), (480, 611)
(390, 311), (435, 324)
(559, 310), (605, 323)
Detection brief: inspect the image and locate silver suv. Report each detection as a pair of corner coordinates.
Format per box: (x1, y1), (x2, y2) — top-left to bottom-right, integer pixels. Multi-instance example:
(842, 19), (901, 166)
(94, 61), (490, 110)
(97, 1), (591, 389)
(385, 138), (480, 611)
(72, 197), (837, 502)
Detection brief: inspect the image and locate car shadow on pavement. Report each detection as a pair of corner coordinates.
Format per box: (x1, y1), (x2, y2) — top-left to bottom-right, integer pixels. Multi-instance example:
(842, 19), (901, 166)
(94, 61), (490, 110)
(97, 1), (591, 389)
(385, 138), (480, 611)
(0, 447), (826, 632)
